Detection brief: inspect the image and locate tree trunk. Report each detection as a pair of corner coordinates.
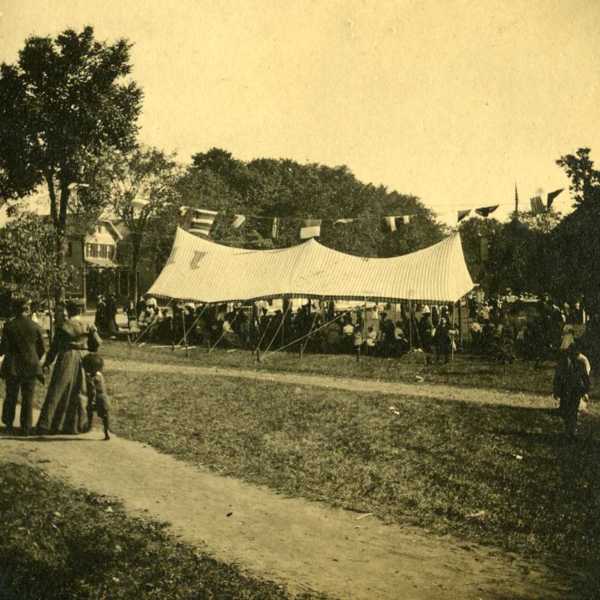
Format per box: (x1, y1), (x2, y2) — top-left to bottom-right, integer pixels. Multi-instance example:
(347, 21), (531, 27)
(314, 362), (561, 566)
(46, 173), (69, 304)
(132, 235), (141, 302)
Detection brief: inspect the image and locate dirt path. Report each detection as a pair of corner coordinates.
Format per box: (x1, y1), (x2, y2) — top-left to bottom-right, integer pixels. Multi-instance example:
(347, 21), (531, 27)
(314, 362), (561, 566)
(106, 358), (555, 409)
(2, 411), (568, 600)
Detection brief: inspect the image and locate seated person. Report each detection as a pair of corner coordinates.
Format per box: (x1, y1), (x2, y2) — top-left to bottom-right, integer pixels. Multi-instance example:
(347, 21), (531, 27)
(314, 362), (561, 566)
(221, 318), (241, 348)
(365, 326), (378, 354)
(324, 323), (342, 353)
(393, 321), (409, 354)
(342, 317), (355, 353)
(353, 325), (364, 355)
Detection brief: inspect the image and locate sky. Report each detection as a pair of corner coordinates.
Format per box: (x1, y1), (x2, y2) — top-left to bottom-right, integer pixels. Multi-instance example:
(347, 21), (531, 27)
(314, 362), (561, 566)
(1, 0), (599, 224)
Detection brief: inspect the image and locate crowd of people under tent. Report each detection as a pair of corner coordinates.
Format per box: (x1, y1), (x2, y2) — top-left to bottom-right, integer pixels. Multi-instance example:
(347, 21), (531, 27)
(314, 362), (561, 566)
(126, 295), (459, 363)
(121, 291), (599, 369)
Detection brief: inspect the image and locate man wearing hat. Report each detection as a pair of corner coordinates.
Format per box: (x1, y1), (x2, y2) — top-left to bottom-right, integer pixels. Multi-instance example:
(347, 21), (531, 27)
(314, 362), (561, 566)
(419, 305), (434, 362)
(553, 338), (591, 438)
(0, 297), (46, 435)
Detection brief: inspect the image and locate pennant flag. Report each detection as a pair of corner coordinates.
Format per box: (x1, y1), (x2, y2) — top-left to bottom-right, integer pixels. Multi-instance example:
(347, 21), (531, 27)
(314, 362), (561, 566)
(334, 218), (355, 224)
(300, 219), (321, 239)
(475, 205), (499, 218)
(384, 216), (397, 232)
(188, 208), (218, 237)
(402, 215), (411, 225)
(232, 214), (246, 228)
(514, 183), (519, 213)
(457, 209), (471, 222)
(271, 217), (280, 239)
(546, 188), (564, 209)
(530, 196), (544, 214)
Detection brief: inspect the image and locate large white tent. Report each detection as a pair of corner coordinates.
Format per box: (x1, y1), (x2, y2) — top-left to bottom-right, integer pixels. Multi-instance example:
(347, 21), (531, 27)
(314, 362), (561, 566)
(147, 227), (475, 304)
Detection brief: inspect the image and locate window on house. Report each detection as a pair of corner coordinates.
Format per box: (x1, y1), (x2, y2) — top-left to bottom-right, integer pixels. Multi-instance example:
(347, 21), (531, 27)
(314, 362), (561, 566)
(99, 244), (108, 258)
(89, 244), (99, 258)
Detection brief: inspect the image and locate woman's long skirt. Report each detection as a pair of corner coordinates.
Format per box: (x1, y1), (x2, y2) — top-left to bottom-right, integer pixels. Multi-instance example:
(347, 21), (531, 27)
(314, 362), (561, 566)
(36, 350), (89, 434)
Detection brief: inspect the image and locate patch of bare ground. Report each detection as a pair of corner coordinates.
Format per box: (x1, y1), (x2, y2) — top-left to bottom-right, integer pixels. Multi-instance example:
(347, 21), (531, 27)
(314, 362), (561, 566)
(1, 419), (568, 600)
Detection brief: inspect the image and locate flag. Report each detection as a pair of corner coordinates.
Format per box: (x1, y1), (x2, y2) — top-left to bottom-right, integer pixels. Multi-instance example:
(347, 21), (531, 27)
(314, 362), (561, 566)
(271, 217), (280, 239)
(457, 209), (471, 222)
(546, 188), (564, 209)
(475, 205), (499, 218)
(384, 216), (397, 232)
(334, 218), (355, 224)
(300, 219), (321, 239)
(188, 208), (218, 237)
(232, 214), (246, 228)
(402, 215), (411, 225)
(514, 183), (519, 213)
(190, 250), (207, 270)
(530, 196), (544, 214)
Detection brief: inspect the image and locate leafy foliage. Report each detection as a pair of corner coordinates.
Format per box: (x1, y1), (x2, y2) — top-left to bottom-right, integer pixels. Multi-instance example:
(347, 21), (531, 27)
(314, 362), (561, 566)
(0, 26), (142, 297)
(0, 212), (72, 301)
(552, 148), (600, 310)
(459, 210), (562, 297)
(177, 148), (445, 257)
(85, 146), (183, 298)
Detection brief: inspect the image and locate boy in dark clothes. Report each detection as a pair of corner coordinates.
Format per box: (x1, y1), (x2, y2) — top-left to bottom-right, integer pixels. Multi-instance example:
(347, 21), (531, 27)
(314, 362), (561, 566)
(82, 353), (111, 440)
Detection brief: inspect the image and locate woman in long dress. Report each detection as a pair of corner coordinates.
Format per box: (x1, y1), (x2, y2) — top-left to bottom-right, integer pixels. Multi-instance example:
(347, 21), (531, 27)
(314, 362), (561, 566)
(36, 300), (101, 435)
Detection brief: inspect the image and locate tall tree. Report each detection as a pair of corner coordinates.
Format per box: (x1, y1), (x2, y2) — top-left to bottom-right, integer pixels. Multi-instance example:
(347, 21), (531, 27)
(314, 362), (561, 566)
(106, 147), (181, 300)
(178, 149), (444, 257)
(0, 212), (73, 306)
(0, 26), (142, 299)
(553, 148), (600, 310)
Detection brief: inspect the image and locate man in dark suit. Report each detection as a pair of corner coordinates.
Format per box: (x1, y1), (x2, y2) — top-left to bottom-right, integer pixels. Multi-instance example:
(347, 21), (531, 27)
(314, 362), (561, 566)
(0, 297), (46, 435)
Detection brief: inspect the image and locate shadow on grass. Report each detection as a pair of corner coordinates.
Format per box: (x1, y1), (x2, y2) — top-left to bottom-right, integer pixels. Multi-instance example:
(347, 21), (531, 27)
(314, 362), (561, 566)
(0, 432), (106, 443)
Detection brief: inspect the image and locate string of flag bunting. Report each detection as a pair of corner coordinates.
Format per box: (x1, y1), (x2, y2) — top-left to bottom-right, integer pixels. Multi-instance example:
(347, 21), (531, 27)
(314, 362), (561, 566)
(179, 185), (566, 239)
(178, 207), (416, 240)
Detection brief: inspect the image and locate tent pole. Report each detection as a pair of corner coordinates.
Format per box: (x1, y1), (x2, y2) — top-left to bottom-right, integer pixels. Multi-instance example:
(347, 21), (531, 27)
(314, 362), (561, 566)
(457, 299), (462, 350)
(209, 307), (242, 354)
(254, 307), (272, 361)
(408, 301), (413, 350)
(132, 298), (172, 347)
(266, 310), (347, 359)
(175, 303), (209, 347)
(182, 307), (189, 357)
(300, 307), (319, 359)
(356, 299), (367, 362)
(261, 302), (292, 359)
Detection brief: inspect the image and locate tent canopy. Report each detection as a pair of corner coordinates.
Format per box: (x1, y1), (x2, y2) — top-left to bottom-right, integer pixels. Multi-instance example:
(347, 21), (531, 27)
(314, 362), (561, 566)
(147, 227), (475, 304)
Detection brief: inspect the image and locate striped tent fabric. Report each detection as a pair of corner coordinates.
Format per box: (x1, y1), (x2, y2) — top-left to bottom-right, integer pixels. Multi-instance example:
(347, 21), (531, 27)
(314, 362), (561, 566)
(148, 227), (475, 303)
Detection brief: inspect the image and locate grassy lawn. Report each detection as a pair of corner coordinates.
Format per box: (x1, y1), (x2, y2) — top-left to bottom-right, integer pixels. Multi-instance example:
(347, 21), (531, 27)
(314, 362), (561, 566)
(105, 340), (557, 396)
(0, 461), (327, 600)
(107, 366), (600, 598)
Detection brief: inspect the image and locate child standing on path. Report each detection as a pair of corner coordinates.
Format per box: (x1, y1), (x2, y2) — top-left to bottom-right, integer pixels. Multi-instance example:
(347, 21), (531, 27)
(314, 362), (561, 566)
(82, 353), (111, 440)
